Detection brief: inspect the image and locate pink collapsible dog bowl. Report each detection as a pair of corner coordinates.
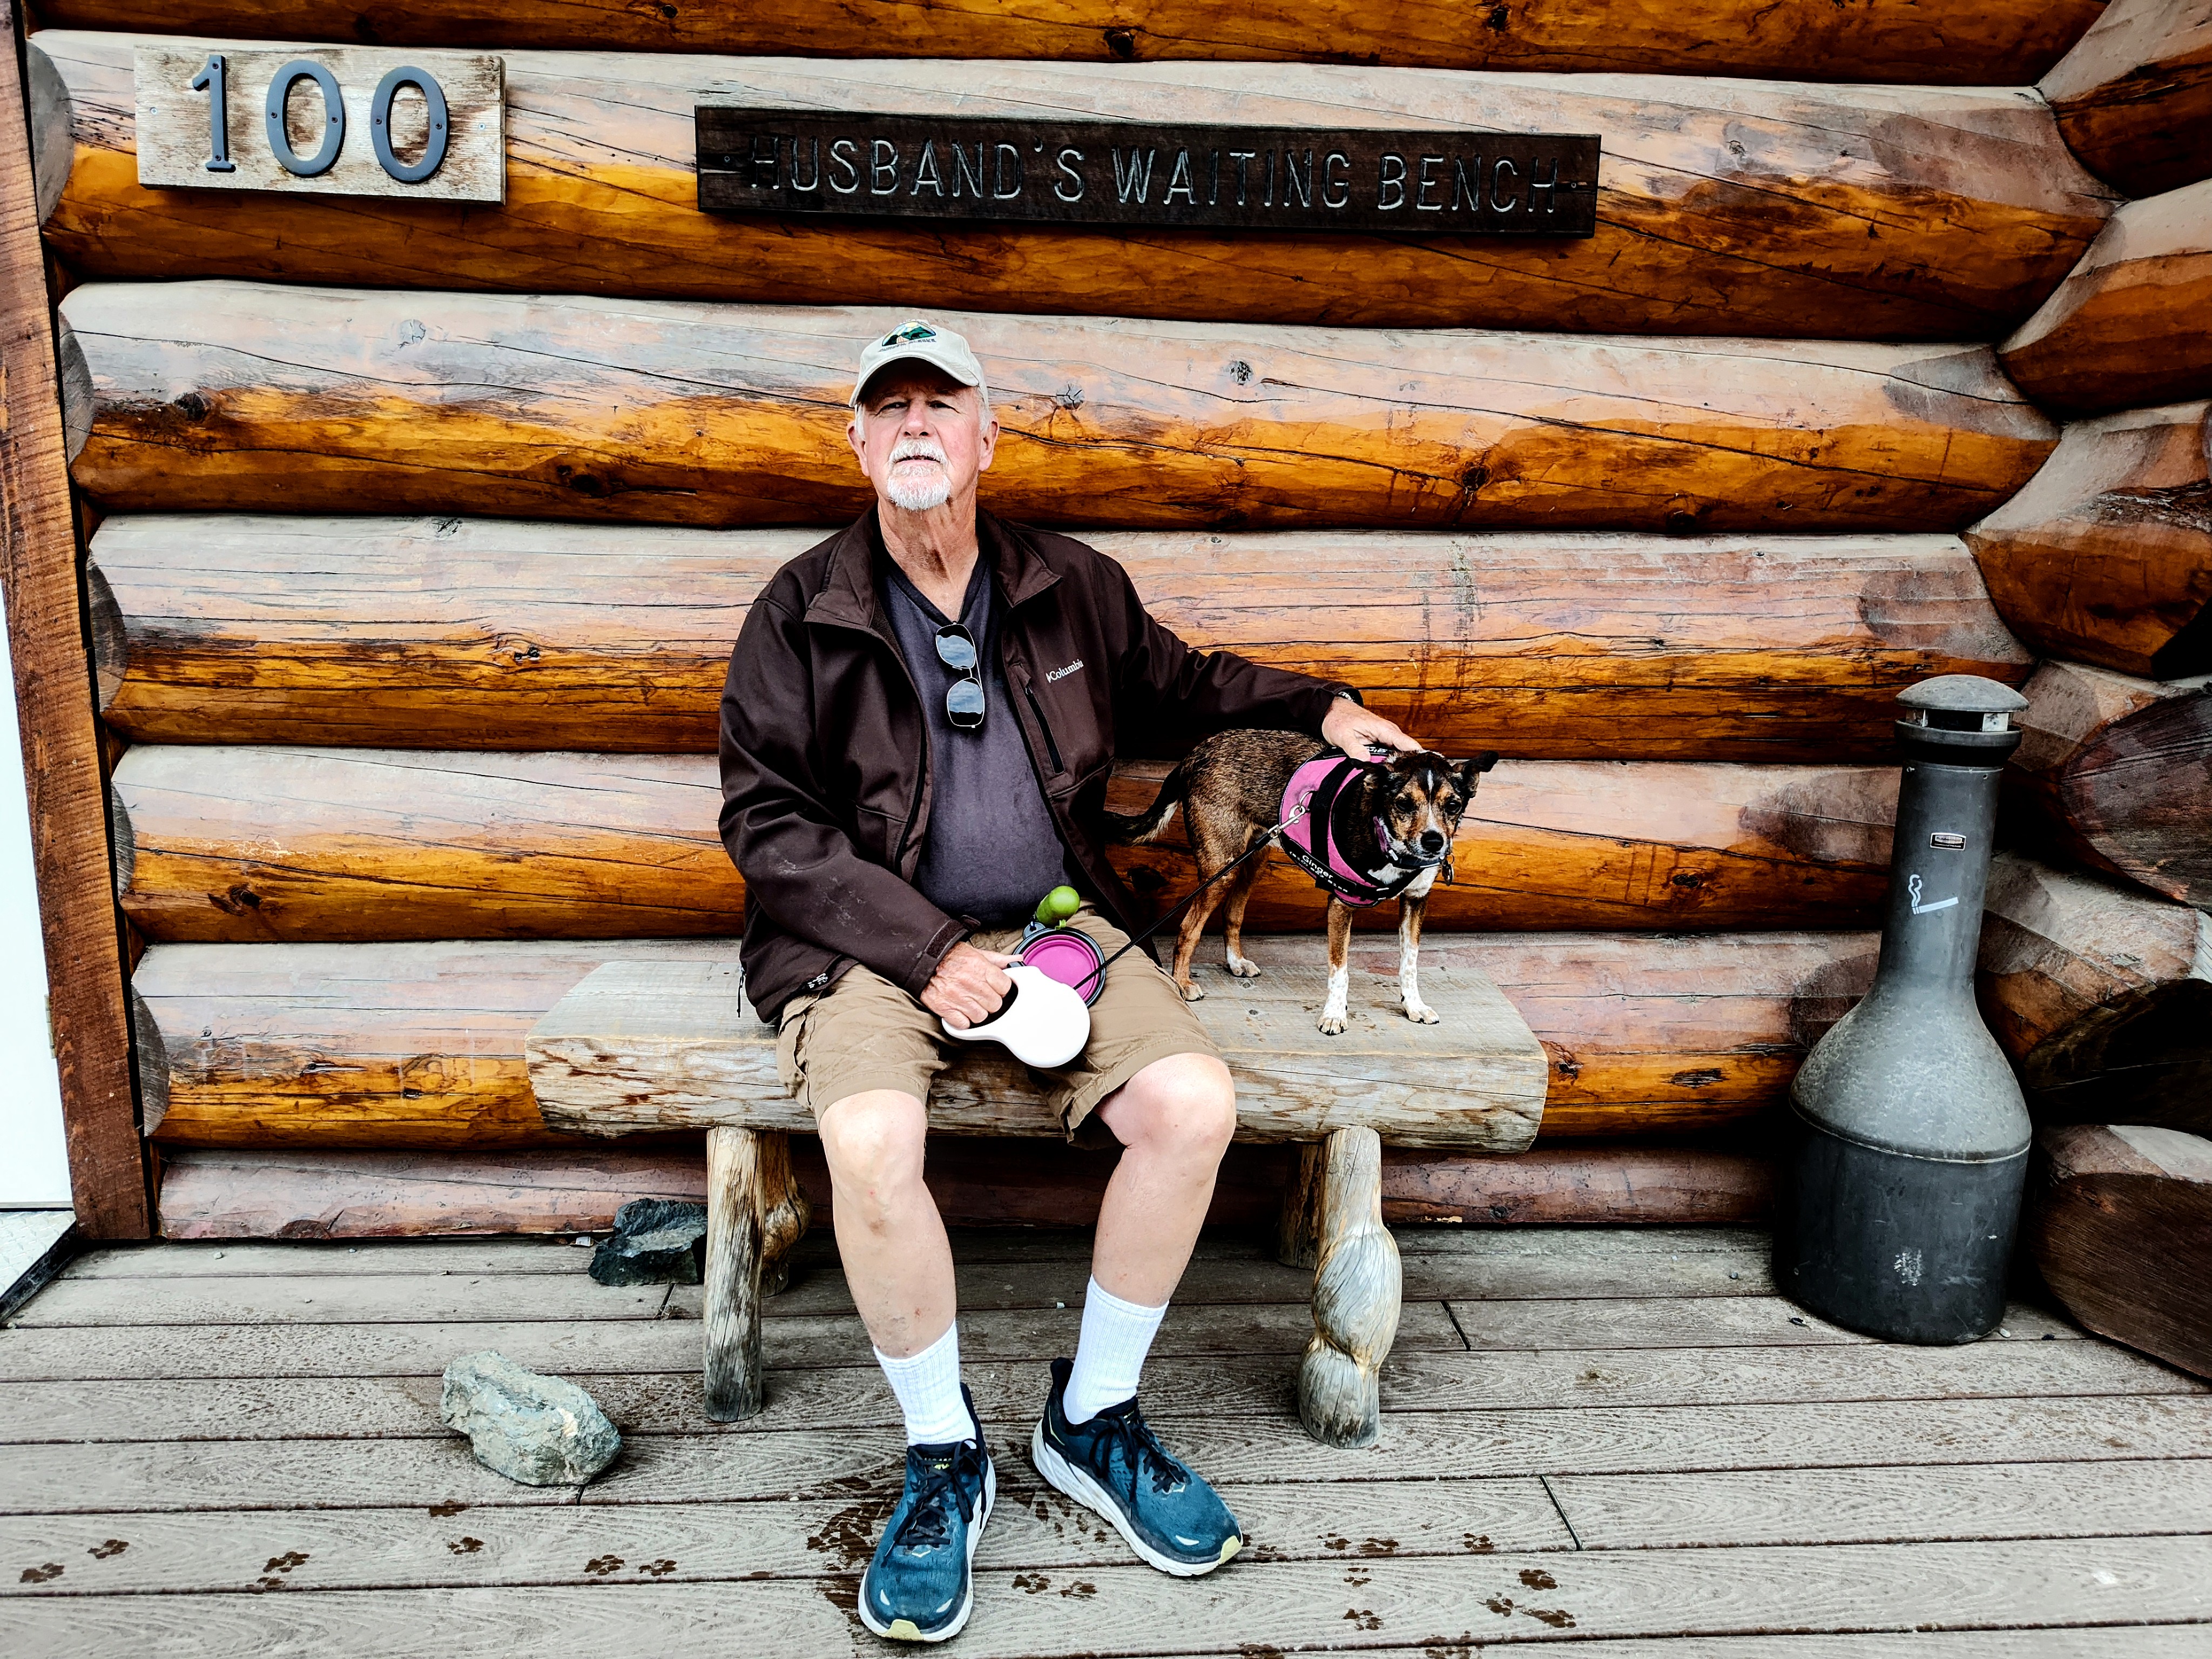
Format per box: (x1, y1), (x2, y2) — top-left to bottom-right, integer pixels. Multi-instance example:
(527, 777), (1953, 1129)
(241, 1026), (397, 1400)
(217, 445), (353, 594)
(1020, 927), (1107, 1007)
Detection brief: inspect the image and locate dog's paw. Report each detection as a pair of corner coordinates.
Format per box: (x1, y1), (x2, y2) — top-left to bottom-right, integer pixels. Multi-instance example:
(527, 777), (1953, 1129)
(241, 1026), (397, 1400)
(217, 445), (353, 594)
(1404, 1001), (1440, 1025)
(1317, 1011), (1348, 1036)
(1226, 953), (1262, 979)
(1177, 979), (1207, 1003)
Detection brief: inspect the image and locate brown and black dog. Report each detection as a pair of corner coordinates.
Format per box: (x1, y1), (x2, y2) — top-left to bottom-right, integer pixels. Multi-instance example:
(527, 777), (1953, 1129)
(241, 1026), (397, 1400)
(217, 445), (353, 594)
(1105, 731), (1495, 1034)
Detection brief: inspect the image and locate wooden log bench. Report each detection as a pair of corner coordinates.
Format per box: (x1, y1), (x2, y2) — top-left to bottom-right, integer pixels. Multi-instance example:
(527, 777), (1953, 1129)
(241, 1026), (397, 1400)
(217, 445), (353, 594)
(524, 945), (1549, 1448)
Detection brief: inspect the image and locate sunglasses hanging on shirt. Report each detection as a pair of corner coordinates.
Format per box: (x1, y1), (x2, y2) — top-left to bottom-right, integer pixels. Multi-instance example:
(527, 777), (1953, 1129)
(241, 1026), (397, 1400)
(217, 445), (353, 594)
(935, 623), (986, 731)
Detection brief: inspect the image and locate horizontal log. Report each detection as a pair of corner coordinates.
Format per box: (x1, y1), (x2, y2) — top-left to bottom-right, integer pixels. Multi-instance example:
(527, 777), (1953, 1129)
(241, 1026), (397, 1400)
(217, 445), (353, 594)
(34, 36), (2113, 340)
(2007, 660), (2212, 908)
(2044, 0), (2212, 198)
(150, 1140), (1769, 1239)
(109, 746), (1899, 943)
(1964, 401), (2212, 680)
(153, 1145), (713, 1240)
(2000, 181), (2212, 418)
(1380, 1142), (1772, 1225)
(1978, 853), (2212, 1136)
(86, 515), (2034, 761)
(59, 284), (2060, 534)
(2031, 1123), (2212, 1379)
(27, 4), (2107, 80)
(132, 931), (1879, 1150)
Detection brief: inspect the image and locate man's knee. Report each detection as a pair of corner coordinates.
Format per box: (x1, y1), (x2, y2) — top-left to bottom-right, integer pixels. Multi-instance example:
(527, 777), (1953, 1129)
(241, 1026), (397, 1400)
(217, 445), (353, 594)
(1110, 1053), (1238, 1162)
(817, 1089), (929, 1210)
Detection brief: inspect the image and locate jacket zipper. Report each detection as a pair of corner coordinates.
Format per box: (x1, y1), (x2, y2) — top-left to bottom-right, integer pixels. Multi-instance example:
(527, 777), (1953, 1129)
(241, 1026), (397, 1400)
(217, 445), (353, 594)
(1023, 683), (1065, 775)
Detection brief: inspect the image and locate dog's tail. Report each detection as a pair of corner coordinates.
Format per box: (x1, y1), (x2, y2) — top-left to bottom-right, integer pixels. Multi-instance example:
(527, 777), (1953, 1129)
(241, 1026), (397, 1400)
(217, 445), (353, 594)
(1102, 761), (1188, 844)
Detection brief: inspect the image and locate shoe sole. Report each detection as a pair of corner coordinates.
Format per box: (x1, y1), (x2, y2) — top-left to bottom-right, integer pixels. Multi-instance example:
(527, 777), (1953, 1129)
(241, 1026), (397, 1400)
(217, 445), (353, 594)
(857, 1457), (996, 1643)
(1030, 1420), (1238, 1579)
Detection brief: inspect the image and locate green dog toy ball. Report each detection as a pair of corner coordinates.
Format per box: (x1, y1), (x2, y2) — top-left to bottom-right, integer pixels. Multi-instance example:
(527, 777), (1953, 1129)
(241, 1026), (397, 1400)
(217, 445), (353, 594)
(1035, 885), (1081, 925)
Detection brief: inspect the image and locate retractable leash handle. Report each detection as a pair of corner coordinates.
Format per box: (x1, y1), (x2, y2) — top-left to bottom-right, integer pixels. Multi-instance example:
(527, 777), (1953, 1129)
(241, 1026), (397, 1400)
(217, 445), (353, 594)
(940, 963), (1091, 1069)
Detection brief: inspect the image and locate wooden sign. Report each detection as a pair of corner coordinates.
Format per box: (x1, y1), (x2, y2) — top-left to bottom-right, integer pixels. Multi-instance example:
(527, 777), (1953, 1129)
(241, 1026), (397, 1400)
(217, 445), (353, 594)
(698, 112), (1597, 236)
(134, 45), (504, 203)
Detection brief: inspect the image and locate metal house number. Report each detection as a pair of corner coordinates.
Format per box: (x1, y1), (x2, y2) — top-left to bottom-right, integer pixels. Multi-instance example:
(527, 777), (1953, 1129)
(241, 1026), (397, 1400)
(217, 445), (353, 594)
(192, 53), (453, 183)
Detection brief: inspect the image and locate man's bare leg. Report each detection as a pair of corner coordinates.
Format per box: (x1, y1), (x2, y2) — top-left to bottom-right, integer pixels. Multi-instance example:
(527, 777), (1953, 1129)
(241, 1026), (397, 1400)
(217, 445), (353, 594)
(816, 1088), (955, 1358)
(1091, 1051), (1239, 1304)
(1062, 1051), (1237, 1423)
(1037, 1049), (1245, 1575)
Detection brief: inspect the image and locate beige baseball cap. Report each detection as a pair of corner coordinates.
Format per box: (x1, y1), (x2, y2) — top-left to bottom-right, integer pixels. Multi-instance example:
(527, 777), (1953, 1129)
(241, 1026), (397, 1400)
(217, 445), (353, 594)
(851, 319), (989, 407)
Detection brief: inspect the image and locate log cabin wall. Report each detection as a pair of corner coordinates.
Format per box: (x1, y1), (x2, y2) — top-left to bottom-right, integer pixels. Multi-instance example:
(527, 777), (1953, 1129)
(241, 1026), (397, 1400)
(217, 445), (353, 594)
(15, 0), (2208, 1237)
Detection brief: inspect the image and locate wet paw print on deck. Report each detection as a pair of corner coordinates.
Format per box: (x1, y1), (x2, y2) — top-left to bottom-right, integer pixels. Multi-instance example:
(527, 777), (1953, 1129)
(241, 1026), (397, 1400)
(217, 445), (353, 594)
(21, 1563), (64, 1584)
(254, 1550), (309, 1592)
(585, 1555), (624, 1576)
(636, 1560), (677, 1577)
(1484, 1588), (1576, 1629)
(1344, 1567), (1373, 1587)
(448, 1537), (483, 1555)
(90, 1541), (129, 1560)
(1010, 1572), (1051, 1594)
(1464, 1533), (1494, 1554)
(428, 1502), (468, 1518)
(1057, 1581), (1096, 1600)
(1343, 1609), (1384, 1631)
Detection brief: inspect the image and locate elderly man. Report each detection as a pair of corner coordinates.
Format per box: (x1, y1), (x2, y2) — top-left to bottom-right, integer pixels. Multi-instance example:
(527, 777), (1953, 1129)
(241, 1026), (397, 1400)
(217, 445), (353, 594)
(719, 320), (1413, 1643)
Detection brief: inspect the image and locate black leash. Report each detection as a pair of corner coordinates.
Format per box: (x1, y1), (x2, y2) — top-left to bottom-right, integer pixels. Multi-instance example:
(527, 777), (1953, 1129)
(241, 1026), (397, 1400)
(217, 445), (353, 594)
(1076, 795), (1313, 996)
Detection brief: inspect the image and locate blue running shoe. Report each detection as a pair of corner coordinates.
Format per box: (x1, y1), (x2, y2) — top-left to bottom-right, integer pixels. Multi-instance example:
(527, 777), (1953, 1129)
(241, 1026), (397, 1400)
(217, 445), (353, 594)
(858, 1387), (995, 1643)
(1030, 1356), (1243, 1577)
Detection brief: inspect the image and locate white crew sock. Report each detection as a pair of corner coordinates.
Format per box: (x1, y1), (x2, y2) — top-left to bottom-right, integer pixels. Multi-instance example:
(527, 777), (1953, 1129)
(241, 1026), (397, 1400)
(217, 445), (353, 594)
(1063, 1277), (1169, 1425)
(875, 1323), (974, 1447)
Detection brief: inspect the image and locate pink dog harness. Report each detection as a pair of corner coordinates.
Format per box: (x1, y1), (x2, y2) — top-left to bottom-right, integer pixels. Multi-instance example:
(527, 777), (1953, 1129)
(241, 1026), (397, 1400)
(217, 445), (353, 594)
(1276, 754), (1432, 908)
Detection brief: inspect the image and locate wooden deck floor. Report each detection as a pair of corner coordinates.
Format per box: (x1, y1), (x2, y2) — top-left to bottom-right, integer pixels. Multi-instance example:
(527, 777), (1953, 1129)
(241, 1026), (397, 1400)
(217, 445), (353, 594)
(3, 1225), (2209, 1656)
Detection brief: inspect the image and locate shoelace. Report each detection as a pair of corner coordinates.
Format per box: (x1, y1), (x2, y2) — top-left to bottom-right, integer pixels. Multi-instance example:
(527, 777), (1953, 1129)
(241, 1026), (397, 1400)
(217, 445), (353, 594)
(1096, 1403), (1190, 1506)
(893, 1443), (981, 1553)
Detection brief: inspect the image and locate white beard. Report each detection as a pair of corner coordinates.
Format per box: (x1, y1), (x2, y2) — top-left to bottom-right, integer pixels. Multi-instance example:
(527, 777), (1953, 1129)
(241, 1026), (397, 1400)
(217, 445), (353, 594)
(885, 469), (952, 511)
(884, 440), (953, 511)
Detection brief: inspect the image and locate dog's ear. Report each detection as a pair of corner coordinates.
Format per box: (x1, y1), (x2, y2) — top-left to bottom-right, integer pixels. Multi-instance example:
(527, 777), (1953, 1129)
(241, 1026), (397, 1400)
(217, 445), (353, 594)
(1455, 753), (1499, 793)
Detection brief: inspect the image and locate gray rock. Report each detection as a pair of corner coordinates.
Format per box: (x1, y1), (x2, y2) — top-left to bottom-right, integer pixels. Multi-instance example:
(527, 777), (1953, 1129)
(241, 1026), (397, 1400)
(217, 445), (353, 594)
(440, 1350), (621, 1486)
(590, 1198), (708, 1286)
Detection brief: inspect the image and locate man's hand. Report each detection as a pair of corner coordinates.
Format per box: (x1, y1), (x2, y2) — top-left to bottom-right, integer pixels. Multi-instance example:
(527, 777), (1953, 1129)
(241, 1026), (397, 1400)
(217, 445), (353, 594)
(1322, 694), (1420, 757)
(921, 941), (1019, 1030)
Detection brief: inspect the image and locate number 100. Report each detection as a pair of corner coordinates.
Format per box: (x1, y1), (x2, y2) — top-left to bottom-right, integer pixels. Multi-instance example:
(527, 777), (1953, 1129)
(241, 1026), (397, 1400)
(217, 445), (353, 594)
(190, 54), (453, 184)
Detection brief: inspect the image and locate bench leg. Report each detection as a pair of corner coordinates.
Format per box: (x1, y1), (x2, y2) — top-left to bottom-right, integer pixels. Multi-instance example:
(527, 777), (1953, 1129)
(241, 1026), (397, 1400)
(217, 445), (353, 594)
(1297, 1126), (1401, 1449)
(704, 1124), (768, 1422)
(1277, 1142), (1325, 1271)
(757, 1130), (811, 1298)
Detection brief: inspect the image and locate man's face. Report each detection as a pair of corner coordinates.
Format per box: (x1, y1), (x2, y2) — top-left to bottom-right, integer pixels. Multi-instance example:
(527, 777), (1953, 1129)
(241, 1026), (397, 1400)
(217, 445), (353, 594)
(847, 366), (999, 515)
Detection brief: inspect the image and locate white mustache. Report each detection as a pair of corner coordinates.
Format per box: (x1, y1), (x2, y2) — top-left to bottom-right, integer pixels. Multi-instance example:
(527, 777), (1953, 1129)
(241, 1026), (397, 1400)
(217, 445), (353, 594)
(889, 439), (947, 466)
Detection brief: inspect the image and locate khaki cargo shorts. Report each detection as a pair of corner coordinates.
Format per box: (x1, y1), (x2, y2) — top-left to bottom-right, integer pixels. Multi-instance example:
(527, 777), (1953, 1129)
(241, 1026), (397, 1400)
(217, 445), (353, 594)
(775, 906), (1219, 1140)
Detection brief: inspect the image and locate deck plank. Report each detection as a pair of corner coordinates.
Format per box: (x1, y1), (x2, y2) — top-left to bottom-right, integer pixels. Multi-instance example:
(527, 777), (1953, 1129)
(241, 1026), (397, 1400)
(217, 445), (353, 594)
(14, 1396), (2207, 1516)
(62, 1239), (610, 1280)
(2, 1340), (2195, 1445)
(1444, 1296), (2081, 1348)
(584, 1398), (2212, 1507)
(0, 1303), (1465, 1382)
(62, 1224), (1782, 1296)
(11, 1274), (674, 1327)
(7, 1459), (2203, 1595)
(1553, 1460), (2212, 1550)
(0, 1479), (1568, 1594)
(4, 1538), (2208, 1653)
